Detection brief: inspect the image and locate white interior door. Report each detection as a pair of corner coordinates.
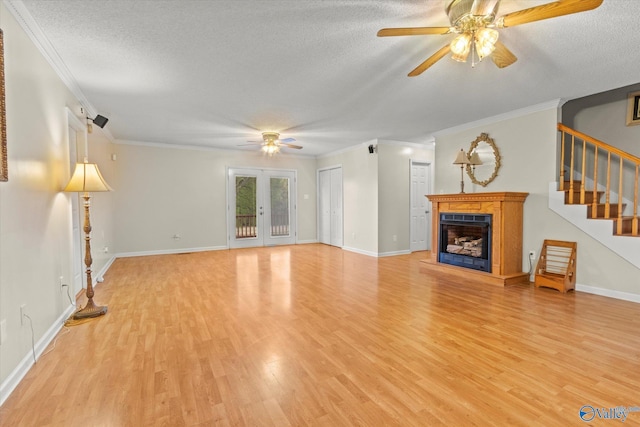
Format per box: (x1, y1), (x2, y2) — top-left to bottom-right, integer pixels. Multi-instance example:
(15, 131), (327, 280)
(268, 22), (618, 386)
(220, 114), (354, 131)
(228, 168), (296, 248)
(317, 166), (343, 247)
(318, 169), (331, 244)
(329, 167), (343, 247)
(410, 161), (431, 252)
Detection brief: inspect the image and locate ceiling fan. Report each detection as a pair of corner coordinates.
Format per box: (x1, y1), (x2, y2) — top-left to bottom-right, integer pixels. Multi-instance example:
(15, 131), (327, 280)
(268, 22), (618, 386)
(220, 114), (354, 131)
(239, 132), (302, 155)
(377, 0), (603, 76)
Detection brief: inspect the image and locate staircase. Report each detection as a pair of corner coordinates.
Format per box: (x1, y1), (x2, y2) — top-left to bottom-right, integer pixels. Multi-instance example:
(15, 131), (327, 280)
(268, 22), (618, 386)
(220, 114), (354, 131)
(557, 124), (639, 237)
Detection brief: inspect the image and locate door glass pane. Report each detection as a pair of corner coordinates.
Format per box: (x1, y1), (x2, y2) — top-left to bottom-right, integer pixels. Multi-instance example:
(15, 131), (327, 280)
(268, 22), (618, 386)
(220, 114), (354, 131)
(270, 177), (290, 237)
(235, 176), (257, 238)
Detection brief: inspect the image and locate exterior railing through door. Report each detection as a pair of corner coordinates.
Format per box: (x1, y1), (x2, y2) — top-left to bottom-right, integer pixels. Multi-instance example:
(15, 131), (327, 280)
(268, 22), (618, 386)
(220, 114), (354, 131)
(235, 213), (290, 238)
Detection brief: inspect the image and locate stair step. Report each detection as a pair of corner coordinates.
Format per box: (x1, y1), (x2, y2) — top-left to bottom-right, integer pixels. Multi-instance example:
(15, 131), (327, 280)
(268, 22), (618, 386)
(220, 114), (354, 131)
(587, 203), (625, 218)
(613, 217), (640, 236)
(561, 180), (583, 190)
(564, 189), (604, 205)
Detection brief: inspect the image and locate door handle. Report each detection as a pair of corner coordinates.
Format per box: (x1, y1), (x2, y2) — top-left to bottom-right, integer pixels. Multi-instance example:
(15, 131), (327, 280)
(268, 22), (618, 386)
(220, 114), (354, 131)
(425, 211), (430, 214)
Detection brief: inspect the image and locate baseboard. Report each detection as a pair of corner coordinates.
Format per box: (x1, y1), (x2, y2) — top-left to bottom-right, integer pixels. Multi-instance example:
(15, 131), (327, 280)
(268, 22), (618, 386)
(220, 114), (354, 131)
(94, 255), (116, 284)
(0, 304), (76, 407)
(342, 246), (411, 258)
(296, 239), (319, 245)
(378, 250), (411, 258)
(342, 246), (379, 257)
(576, 283), (640, 304)
(116, 246), (228, 258)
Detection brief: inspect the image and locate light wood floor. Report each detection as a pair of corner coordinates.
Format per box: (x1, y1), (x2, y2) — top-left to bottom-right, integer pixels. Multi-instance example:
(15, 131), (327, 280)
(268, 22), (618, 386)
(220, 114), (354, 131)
(2, 244), (640, 426)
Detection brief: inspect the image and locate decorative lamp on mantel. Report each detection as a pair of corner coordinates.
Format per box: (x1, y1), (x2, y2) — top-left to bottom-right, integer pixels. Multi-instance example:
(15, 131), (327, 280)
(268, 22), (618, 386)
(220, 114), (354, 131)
(469, 151), (482, 172)
(453, 149), (471, 193)
(64, 160), (113, 319)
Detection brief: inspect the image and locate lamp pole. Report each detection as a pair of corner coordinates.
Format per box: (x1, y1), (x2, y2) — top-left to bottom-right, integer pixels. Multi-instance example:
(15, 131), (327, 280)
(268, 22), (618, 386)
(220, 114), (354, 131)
(75, 192), (107, 319)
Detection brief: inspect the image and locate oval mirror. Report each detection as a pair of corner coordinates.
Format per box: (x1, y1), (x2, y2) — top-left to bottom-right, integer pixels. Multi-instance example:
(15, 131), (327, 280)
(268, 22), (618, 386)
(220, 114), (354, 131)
(466, 133), (501, 187)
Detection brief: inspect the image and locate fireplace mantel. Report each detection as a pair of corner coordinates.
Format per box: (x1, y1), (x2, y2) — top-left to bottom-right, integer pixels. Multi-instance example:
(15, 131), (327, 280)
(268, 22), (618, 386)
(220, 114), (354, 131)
(424, 192), (529, 286)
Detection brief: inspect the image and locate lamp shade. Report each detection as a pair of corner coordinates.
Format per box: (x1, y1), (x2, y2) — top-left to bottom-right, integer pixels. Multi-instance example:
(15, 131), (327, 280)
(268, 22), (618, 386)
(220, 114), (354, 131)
(469, 151), (483, 165)
(450, 33), (471, 62)
(475, 28), (499, 60)
(64, 162), (113, 192)
(453, 149), (471, 165)
(262, 143), (280, 155)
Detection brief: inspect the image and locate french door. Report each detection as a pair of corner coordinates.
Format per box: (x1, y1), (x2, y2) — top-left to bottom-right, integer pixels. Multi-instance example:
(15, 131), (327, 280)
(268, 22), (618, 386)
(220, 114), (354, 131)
(228, 168), (296, 248)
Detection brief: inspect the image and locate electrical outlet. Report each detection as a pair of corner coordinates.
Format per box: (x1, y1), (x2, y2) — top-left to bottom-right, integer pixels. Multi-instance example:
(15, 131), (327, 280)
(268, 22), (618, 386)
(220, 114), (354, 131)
(529, 250), (536, 259)
(59, 276), (64, 292)
(20, 304), (27, 325)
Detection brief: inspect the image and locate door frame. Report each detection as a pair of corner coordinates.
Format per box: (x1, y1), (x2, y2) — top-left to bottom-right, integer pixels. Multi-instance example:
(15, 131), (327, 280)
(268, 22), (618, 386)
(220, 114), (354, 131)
(66, 108), (88, 296)
(227, 166), (298, 248)
(316, 164), (343, 247)
(409, 160), (433, 252)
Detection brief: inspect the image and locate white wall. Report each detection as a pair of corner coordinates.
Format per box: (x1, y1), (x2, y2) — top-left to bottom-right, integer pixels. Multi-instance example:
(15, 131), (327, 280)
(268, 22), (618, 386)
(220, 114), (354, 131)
(434, 106), (640, 295)
(318, 140), (434, 256)
(87, 130), (117, 275)
(563, 83), (640, 157)
(377, 141), (434, 255)
(0, 4), (116, 393)
(113, 143), (318, 255)
(318, 143), (378, 255)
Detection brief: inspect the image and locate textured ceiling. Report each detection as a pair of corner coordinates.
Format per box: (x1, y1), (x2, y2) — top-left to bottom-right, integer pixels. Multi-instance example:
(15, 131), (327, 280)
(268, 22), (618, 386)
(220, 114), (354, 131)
(12, 0), (640, 156)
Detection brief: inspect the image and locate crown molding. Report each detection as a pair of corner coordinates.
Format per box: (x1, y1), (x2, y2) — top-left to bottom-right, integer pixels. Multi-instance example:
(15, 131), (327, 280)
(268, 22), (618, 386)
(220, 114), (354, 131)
(5, 2), (95, 114)
(5, 1), (115, 142)
(378, 139), (435, 150)
(432, 99), (563, 138)
(316, 139), (377, 159)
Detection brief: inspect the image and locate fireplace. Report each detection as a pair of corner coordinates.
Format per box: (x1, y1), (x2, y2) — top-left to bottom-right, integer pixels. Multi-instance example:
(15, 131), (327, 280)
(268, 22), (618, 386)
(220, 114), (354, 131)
(439, 213), (491, 272)
(424, 192), (529, 287)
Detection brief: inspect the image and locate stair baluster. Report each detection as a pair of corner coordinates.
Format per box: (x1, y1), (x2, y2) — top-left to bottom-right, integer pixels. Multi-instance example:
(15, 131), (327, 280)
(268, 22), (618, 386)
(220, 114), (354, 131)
(557, 123), (640, 237)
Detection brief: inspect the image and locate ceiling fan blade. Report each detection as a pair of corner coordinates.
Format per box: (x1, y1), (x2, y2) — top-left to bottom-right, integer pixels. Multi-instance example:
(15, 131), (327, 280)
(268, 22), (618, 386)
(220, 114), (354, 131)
(281, 143), (303, 149)
(377, 27), (451, 37)
(500, 0), (603, 28)
(491, 41), (517, 68)
(278, 137), (296, 143)
(408, 45), (451, 77)
(238, 143), (262, 147)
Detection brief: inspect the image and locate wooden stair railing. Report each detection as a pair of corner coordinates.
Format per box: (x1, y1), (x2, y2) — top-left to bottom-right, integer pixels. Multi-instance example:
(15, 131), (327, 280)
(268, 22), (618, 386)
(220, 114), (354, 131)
(558, 123), (639, 236)
(535, 240), (577, 293)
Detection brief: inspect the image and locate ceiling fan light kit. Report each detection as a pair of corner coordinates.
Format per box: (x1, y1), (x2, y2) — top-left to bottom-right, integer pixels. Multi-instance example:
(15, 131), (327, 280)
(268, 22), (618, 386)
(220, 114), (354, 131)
(377, 0), (604, 76)
(239, 131), (303, 156)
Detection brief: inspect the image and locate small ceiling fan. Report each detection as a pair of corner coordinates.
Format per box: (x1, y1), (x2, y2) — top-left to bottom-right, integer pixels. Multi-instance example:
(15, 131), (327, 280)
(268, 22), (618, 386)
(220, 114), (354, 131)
(377, 0), (603, 76)
(239, 132), (302, 155)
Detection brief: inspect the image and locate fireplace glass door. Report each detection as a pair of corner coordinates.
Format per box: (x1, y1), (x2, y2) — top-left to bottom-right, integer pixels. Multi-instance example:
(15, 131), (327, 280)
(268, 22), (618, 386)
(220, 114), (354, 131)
(439, 213), (492, 272)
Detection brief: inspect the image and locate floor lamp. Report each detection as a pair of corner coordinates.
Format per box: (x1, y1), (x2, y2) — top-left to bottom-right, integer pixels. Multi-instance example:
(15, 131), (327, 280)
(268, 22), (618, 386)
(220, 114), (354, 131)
(64, 160), (112, 319)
